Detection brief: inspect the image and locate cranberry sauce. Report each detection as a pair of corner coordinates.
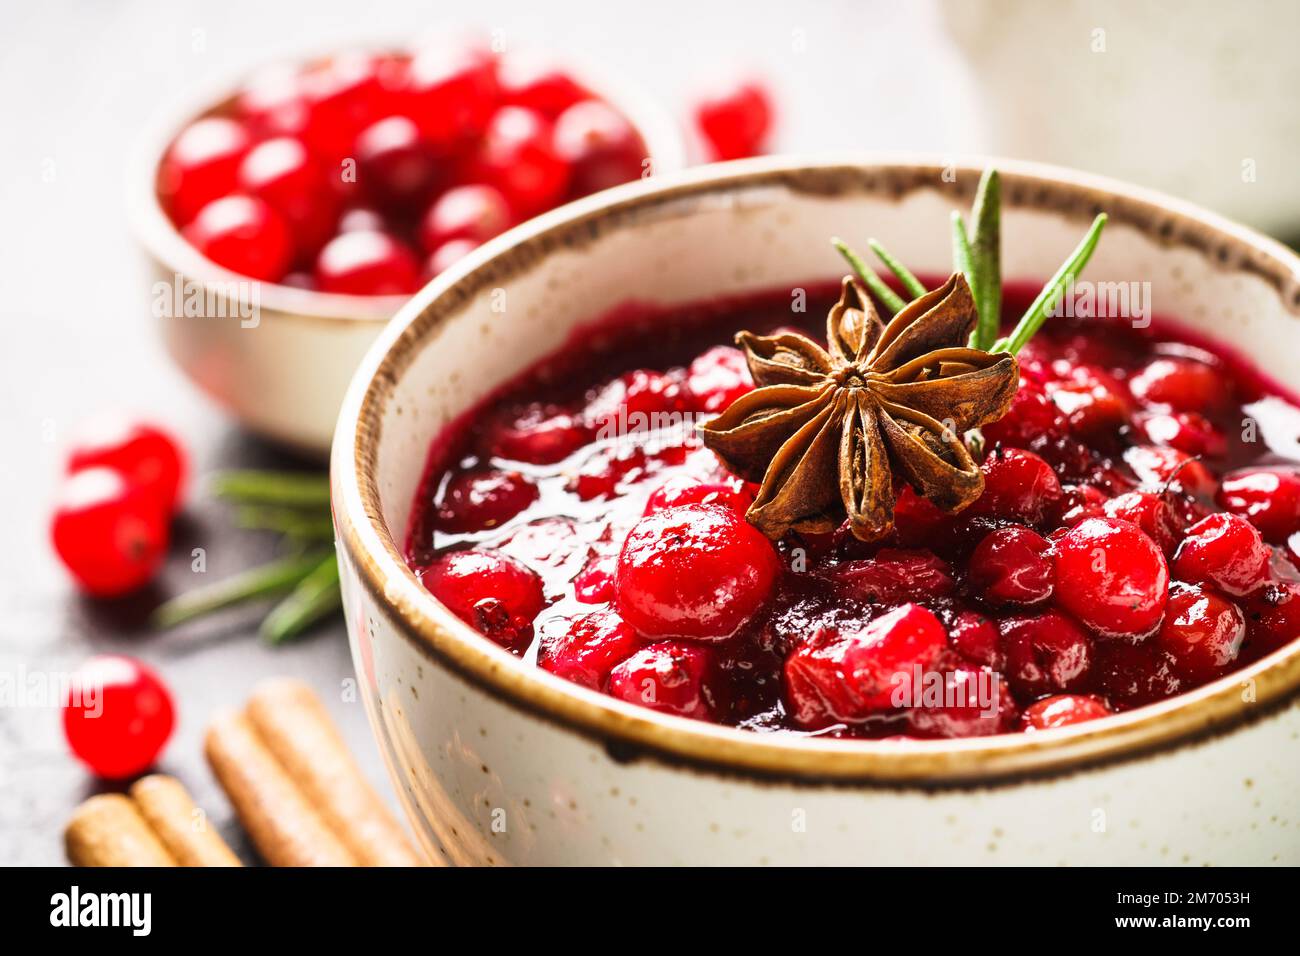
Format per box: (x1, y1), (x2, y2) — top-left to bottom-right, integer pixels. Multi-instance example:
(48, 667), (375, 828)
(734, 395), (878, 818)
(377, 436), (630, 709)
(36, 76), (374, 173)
(405, 280), (1300, 739)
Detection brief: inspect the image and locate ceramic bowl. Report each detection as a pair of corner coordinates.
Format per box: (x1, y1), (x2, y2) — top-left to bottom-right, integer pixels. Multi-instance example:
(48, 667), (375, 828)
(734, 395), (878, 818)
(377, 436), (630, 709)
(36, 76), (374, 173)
(130, 48), (685, 456)
(331, 155), (1300, 865)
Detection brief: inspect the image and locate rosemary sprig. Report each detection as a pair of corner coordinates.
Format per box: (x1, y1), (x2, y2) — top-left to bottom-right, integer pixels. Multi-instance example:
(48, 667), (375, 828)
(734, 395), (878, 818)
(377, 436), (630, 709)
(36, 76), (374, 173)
(152, 551), (330, 629)
(260, 553), (343, 644)
(234, 506), (336, 540)
(950, 211), (976, 307)
(831, 237), (907, 313)
(866, 239), (927, 300)
(210, 470), (331, 508)
(968, 169), (1001, 351)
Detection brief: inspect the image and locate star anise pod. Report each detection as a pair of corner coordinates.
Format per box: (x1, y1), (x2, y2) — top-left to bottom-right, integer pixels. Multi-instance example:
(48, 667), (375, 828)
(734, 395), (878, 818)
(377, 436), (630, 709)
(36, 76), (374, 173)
(698, 273), (1019, 542)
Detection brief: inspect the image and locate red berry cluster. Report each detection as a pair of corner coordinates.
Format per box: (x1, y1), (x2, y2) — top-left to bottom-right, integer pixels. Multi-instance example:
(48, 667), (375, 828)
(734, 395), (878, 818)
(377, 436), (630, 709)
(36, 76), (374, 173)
(160, 42), (651, 294)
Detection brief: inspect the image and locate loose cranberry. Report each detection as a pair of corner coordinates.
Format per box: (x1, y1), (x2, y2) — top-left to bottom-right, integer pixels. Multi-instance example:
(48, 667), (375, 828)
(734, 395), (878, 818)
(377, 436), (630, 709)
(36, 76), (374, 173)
(608, 642), (723, 720)
(538, 609), (642, 690)
(426, 238), (479, 276)
(498, 56), (588, 118)
(584, 369), (692, 435)
(354, 115), (442, 210)
(300, 52), (390, 160)
(644, 475), (752, 516)
(905, 665), (1020, 738)
(616, 503), (781, 640)
(999, 610), (1095, 699)
(1021, 694), (1113, 731)
(948, 610), (1004, 669)
(66, 417), (186, 515)
(51, 467), (168, 596)
(966, 448), (1063, 526)
(1172, 512), (1272, 597)
(236, 136), (339, 258)
(1095, 640), (1182, 707)
(553, 100), (645, 196)
(969, 526), (1054, 606)
(1124, 444), (1217, 500)
(473, 107), (569, 218)
(1052, 517), (1169, 638)
(830, 549), (954, 605)
(63, 655), (174, 779)
(574, 553), (617, 604)
(1130, 357), (1221, 412)
(694, 78), (774, 160)
(404, 43), (499, 146)
(183, 195), (293, 281)
(981, 378), (1069, 451)
(419, 549), (545, 649)
(1103, 490), (1183, 557)
(783, 604), (948, 727)
(687, 345), (753, 413)
(1216, 468), (1300, 543)
(434, 469), (538, 533)
(1139, 410), (1227, 458)
(1156, 584), (1245, 680)
(418, 184), (511, 253)
(159, 116), (252, 224)
(314, 229), (421, 295)
(488, 403), (591, 464)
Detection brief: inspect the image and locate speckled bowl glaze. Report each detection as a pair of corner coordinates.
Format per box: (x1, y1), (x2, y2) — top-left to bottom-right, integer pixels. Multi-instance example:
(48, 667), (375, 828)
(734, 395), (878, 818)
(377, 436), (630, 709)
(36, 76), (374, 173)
(130, 48), (684, 456)
(332, 156), (1300, 865)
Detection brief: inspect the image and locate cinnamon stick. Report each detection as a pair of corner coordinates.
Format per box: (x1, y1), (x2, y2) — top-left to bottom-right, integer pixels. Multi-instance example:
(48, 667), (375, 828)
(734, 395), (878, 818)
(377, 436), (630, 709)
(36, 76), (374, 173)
(65, 794), (176, 867)
(130, 775), (241, 867)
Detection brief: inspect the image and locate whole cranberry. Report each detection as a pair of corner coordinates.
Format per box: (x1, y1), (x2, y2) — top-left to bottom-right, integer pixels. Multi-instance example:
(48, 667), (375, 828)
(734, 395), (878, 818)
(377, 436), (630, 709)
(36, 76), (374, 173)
(966, 448), (1063, 526)
(616, 503), (780, 639)
(473, 107), (569, 218)
(687, 345), (753, 413)
(567, 444), (649, 501)
(314, 229), (421, 295)
(159, 116), (252, 224)
(300, 52), (392, 160)
(905, 665), (1019, 739)
(693, 78), (774, 160)
(1123, 444), (1217, 500)
(418, 184), (511, 253)
(1103, 490), (1181, 557)
(1130, 357), (1221, 412)
(434, 469), (538, 533)
(891, 485), (956, 550)
(981, 378), (1069, 451)
(236, 136), (339, 257)
(354, 115), (442, 209)
(968, 525), (1054, 606)
(488, 403), (591, 464)
(538, 609), (641, 690)
(404, 43), (499, 146)
(553, 100), (645, 196)
(644, 475), (752, 516)
(608, 642), (724, 720)
(418, 549), (545, 649)
(1045, 366), (1131, 442)
(235, 64), (309, 138)
(830, 549), (954, 605)
(1156, 584), (1245, 680)
(1172, 512), (1272, 597)
(573, 553), (617, 604)
(1216, 468), (1300, 543)
(783, 604), (948, 728)
(1139, 410), (1227, 458)
(66, 417), (187, 515)
(948, 610), (1004, 669)
(1095, 640), (1182, 707)
(51, 467), (168, 596)
(1052, 517), (1170, 638)
(498, 56), (588, 118)
(1054, 484), (1111, 528)
(999, 610), (1095, 699)
(183, 195), (293, 281)
(1248, 581), (1300, 654)
(63, 655), (175, 779)
(1021, 694), (1113, 731)
(584, 369), (691, 435)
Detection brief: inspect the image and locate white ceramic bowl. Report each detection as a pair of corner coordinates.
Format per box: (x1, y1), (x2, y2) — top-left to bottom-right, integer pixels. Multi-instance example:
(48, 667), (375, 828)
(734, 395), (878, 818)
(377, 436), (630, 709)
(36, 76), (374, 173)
(130, 49), (685, 456)
(332, 155), (1300, 865)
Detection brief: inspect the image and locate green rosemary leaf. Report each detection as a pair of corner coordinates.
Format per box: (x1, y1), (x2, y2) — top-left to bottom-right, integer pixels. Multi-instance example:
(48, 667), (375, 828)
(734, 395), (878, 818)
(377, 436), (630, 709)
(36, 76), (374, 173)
(994, 213), (1108, 355)
(209, 470), (331, 509)
(866, 239), (927, 300)
(950, 211), (978, 315)
(831, 238), (906, 314)
(151, 552), (330, 629)
(235, 506), (336, 539)
(259, 554), (343, 644)
(968, 169), (1002, 351)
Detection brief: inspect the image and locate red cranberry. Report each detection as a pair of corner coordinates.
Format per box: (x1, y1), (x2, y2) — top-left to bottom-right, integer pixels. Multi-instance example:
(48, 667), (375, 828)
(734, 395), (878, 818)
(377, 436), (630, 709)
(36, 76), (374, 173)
(426, 238), (479, 276)
(434, 469), (538, 533)
(538, 609), (641, 690)
(644, 475), (752, 516)
(553, 100), (645, 196)
(236, 136), (339, 257)
(404, 43), (499, 146)
(693, 78), (774, 160)
(354, 115), (442, 209)
(567, 445), (649, 501)
(584, 369), (691, 435)
(969, 526), (1054, 606)
(1248, 581), (1300, 653)
(1216, 468), (1300, 543)
(1103, 490), (1182, 557)
(498, 56), (588, 117)
(419, 549), (544, 649)
(63, 655), (174, 779)
(418, 184), (511, 253)
(183, 195), (293, 281)
(783, 604), (947, 727)
(830, 549), (954, 605)
(616, 504), (780, 639)
(300, 52), (390, 160)
(236, 64), (309, 138)
(574, 553), (617, 604)
(687, 345), (753, 413)
(1052, 517), (1170, 638)
(1021, 694), (1113, 731)
(981, 378), (1069, 451)
(1045, 366), (1131, 442)
(473, 107), (569, 217)
(1095, 640), (1182, 707)
(159, 117), (252, 224)
(1054, 484), (1111, 527)
(488, 403), (591, 464)
(1172, 512), (1272, 597)
(314, 229), (420, 295)
(891, 485), (956, 549)
(607, 642), (723, 720)
(1156, 584), (1245, 680)
(337, 206), (387, 233)
(999, 610), (1095, 699)
(1130, 357), (1220, 412)
(66, 417), (186, 515)
(948, 610), (1004, 669)
(905, 665), (1019, 738)
(1123, 444), (1217, 499)
(51, 468), (168, 597)
(966, 448), (1062, 526)
(1139, 410), (1226, 458)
